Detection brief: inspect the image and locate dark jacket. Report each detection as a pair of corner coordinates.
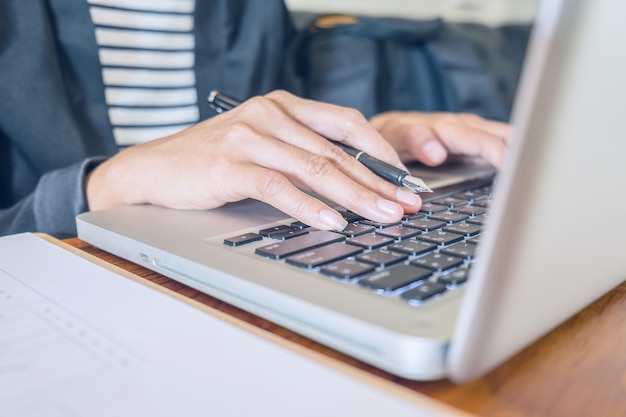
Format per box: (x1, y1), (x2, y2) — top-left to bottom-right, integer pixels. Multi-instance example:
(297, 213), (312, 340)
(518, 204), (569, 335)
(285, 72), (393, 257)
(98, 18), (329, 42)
(0, 0), (296, 238)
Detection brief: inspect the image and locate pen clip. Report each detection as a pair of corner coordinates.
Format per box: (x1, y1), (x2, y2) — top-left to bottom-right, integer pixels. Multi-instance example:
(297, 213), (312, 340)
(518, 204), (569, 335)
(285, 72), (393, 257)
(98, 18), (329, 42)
(207, 91), (224, 113)
(208, 90), (241, 113)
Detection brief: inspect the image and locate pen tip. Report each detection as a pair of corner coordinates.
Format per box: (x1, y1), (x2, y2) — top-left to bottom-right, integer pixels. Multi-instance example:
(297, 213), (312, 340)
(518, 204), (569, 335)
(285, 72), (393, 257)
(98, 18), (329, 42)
(402, 176), (433, 193)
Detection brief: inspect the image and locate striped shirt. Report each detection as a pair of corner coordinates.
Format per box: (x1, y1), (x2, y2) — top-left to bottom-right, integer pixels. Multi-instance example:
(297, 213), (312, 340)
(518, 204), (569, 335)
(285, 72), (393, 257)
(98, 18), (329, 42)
(86, 0), (199, 146)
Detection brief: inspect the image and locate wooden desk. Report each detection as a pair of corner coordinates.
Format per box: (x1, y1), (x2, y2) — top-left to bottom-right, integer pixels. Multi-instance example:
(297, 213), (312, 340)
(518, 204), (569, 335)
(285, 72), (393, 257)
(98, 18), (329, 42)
(67, 237), (626, 417)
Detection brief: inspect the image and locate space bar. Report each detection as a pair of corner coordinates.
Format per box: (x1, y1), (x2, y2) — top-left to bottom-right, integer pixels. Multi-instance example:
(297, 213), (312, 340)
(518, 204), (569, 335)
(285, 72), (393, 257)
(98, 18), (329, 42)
(255, 231), (345, 260)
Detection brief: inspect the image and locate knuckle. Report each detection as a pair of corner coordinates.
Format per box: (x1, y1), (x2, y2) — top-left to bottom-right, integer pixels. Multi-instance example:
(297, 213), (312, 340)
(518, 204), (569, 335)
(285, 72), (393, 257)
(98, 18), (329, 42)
(351, 186), (378, 209)
(254, 171), (288, 198)
(303, 154), (335, 179)
(266, 89), (292, 101)
(223, 121), (253, 138)
(325, 144), (352, 165)
(251, 170), (318, 224)
(241, 96), (279, 118)
(290, 197), (316, 220)
(434, 113), (459, 126)
(459, 112), (483, 123)
(217, 122), (256, 148)
(405, 124), (432, 141)
(432, 113), (464, 135)
(337, 107), (368, 132)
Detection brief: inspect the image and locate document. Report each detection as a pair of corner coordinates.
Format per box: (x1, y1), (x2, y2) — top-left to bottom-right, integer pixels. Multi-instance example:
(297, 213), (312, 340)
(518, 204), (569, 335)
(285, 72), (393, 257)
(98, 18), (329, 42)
(0, 233), (468, 417)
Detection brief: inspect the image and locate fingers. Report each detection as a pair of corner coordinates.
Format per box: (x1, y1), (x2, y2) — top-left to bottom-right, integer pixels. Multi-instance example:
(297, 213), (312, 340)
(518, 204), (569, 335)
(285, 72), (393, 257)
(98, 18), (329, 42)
(372, 111), (511, 168)
(232, 164), (420, 231)
(374, 119), (448, 165)
(208, 119), (421, 226)
(263, 91), (407, 171)
(460, 113), (513, 143)
(212, 93), (421, 219)
(227, 164), (351, 231)
(429, 114), (510, 168)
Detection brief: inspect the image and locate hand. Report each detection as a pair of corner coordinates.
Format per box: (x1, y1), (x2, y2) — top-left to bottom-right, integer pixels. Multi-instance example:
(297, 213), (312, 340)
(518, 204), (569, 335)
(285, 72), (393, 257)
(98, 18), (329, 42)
(86, 91), (422, 231)
(370, 111), (512, 168)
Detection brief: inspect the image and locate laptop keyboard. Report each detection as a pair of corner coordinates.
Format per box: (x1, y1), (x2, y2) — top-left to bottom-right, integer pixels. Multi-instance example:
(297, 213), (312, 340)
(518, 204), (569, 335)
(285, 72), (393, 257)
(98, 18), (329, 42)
(223, 181), (492, 306)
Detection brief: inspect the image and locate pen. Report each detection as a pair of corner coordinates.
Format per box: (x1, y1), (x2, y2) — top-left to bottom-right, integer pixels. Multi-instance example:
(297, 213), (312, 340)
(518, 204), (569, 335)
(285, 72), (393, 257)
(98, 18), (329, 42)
(207, 90), (433, 193)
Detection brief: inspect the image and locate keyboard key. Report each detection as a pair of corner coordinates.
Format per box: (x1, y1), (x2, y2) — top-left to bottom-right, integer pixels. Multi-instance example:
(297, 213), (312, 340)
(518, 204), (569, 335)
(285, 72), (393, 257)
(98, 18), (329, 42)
(259, 224), (296, 236)
(429, 211), (470, 224)
(339, 223), (375, 238)
(355, 249), (407, 268)
(339, 211), (364, 223)
(387, 240), (436, 256)
(346, 234), (394, 250)
(410, 252), (464, 272)
(416, 230), (464, 246)
(438, 267), (470, 287)
(419, 203), (448, 214)
(403, 213), (426, 221)
(467, 214), (489, 226)
(359, 264), (432, 292)
(472, 198), (492, 208)
(290, 221), (310, 230)
(321, 259), (376, 280)
(440, 241), (477, 259)
(223, 233), (263, 247)
(255, 231), (345, 260)
(404, 218), (446, 232)
(443, 222), (482, 237)
(431, 197), (467, 208)
(455, 190), (480, 200)
(377, 225), (421, 240)
(268, 228), (309, 240)
(454, 205), (487, 216)
(359, 219), (402, 228)
(286, 242), (362, 269)
(457, 188), (491, 201)
(402, 281), (447, 302)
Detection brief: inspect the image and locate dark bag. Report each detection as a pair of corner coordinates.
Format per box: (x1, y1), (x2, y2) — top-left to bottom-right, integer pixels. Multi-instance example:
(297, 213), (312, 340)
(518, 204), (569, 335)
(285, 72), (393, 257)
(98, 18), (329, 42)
(290, 14), (530, 121)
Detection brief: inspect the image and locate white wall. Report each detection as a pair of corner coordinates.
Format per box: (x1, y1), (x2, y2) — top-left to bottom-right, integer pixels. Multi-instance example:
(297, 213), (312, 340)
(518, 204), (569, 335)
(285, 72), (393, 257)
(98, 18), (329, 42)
(285, 0), (539, 25)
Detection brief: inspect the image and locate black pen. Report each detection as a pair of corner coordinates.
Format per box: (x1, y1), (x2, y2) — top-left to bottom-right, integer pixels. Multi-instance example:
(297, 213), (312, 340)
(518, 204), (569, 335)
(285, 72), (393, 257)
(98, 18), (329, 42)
(207, 90), (433, 193)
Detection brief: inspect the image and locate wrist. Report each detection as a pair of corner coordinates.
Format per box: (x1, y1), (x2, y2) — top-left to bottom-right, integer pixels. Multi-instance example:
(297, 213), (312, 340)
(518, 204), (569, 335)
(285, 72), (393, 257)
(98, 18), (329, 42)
(85, 150), (138, 211)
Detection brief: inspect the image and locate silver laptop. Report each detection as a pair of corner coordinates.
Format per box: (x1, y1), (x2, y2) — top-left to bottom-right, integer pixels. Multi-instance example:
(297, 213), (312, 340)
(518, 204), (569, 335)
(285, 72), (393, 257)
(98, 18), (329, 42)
(77, 0), (626, 383)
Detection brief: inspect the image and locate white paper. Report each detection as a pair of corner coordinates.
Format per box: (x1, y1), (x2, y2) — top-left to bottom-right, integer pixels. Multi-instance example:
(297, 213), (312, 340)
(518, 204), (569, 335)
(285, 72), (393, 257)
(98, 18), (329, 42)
(0, 233), (465, 417)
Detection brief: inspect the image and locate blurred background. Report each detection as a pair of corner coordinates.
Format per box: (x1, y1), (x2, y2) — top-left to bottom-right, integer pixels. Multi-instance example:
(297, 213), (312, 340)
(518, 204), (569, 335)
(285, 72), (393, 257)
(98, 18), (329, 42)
(285, 0), (538, 25)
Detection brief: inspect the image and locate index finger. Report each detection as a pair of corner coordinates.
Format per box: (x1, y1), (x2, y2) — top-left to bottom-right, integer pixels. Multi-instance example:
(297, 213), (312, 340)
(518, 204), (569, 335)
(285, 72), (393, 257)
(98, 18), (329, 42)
(432, 117), (509, 168)
(265, 91), (407, 170)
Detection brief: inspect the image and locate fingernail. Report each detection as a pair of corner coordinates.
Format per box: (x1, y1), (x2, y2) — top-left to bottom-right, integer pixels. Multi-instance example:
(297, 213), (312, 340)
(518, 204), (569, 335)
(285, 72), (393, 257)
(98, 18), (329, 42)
(319, 209), (348, 231)
(396, 188), (421, 206)
(422, 141), (447, 164)
(377, 198), (402, 217)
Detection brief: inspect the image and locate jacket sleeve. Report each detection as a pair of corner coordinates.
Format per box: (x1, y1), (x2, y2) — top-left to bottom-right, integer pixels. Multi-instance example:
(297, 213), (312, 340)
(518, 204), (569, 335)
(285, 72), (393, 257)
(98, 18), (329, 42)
(0, 157), (107, 239)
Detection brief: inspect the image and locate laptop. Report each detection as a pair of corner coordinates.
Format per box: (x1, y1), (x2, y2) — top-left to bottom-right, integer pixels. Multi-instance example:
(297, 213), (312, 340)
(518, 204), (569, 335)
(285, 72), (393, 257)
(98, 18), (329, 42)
(77, 0), (626, 383)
